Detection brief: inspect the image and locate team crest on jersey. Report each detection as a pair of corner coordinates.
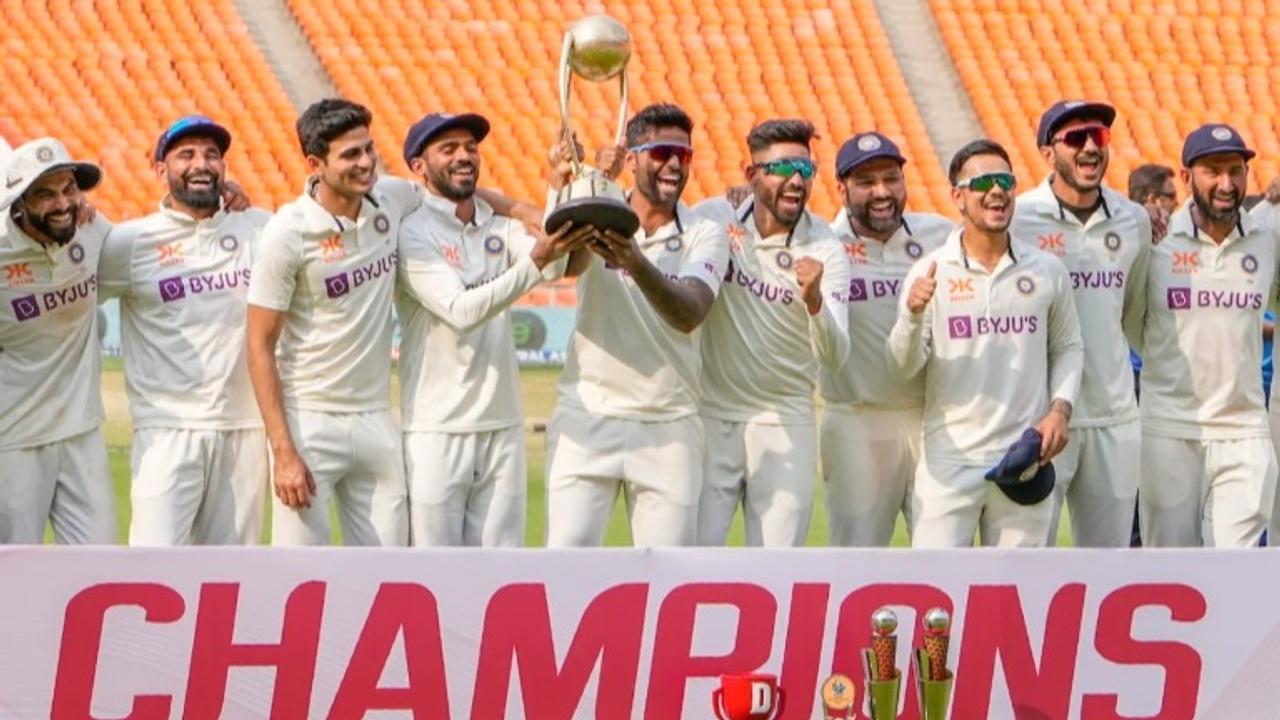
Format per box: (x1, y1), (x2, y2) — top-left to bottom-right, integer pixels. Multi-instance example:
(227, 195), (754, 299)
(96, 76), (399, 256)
(158, 242), (184, 267)
(905, 240), (923, 258)
(442, 243), (463, 268)
(219, 235), (239, 252)
(1038, 232), (1065, 256)
(948, 276), (975, 301)
(68, 243), (85, 264)
(1103, 232), (1121, 252)
(1242, 254), (1259, 274)
(484, 235), (505, 255)
(373, 213), (390, 234)
(1172, 251), (1199, 275)
(775, 250), (794, 270)
(844, 242), (867, 264)
(1016, 275), (1036, 295)
(665, 236), (683, 252)
(4, 262), (33, 287)
(321, 235), (346, 263)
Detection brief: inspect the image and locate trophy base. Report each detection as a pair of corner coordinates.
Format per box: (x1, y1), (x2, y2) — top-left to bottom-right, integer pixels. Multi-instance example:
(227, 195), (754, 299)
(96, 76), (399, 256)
(545, 195), (640, 238)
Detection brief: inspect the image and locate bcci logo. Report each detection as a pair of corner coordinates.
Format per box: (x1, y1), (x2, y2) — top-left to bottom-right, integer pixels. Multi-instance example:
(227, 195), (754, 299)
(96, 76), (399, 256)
(68, 243), (85, 264)
(665, 236), (683, 252)
(36, 146), (54, 163)
(219, 235), (239, 252)
(775, 251), (793, 270)
(948, 315), (973, 339)
(11, 294), (39, 321)
(1104, 232), (1121, 252)
(325, 272), (351, 299)
(1016, 276), (1036, 295)
(1211, 126), (1234, 141)
(373, 213), (390, 234)
(857, 134), (882, 152)
(484, 235), (505, 255)
(158, 277), (186, 303)
(905, 240), (923, 259)
(1242, 254), (1259, 274)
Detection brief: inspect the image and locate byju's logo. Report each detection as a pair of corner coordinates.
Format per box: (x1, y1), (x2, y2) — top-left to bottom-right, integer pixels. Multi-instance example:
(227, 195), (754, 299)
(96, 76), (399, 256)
(158, 277), (186, 302)
(11, 294), (40, 321)
(948, 315), (973, 339)
(325, 272), (351, 298)
(1167, 287), (1192, 310)
(848, 277), (868, 302)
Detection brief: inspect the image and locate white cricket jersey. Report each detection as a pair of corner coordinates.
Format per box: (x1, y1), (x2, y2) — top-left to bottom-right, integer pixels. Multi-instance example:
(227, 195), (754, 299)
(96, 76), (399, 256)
(556, 201), (729, 420)
(397, 191), (562, 432)
(887, 228), (1084, 464)
(246, 176), (419, 413)
(1138, 204), (1277, 440)
(695, 198), (852, 424)
(0, 214), (109, 450)
(1011, 178), (1151, 428)
(98, 204), (270, 430)
(821, 211), (952, 409)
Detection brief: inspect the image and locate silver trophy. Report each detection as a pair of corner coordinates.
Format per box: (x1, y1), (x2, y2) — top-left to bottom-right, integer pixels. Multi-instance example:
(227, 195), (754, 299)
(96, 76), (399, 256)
(544, 14), (640, 238)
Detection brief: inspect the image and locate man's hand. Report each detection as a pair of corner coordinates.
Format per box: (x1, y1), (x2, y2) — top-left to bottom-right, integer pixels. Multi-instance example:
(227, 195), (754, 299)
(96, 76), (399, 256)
(906, 261), (937, 315)
(595, 145), (625, 181)
(75, 200), (98, 227)
(547, 135), (584, 190)
(530, 221), (597, 269)
(222, 181), (251, 211)
(1035, 400), (1071, 461)
(1266, 176), (1280, 205)
(592, 227), (649, 271)
(273, 446), (316, 509)
(794, 256), (824, 316)
(725, 183), (752, 207)
(1147, 204), (1170, 244)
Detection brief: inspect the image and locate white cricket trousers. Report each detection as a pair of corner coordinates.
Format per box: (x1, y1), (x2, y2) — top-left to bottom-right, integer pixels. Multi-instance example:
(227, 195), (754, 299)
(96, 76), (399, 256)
(820, 405), (922, 546)
(910, 455), (1054, 548)
(1046, 420), (1140, 547)
(698, 416), (817, 547)
(0, 427), (115, 544)
(271, 409), (408, 546)
(404, 424), (526, 547)
(545, 404), (703, 547)
(1140, 434), (1276, 547)
(128, 427), (268, 545)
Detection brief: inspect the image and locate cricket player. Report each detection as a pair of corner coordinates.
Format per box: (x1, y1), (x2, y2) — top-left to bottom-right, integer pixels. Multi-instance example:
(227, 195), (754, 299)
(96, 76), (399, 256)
(820, 131), (953, 546)
(98, 116), (271, 545)
(544, 103), (729, 547)
(246, 99), (419, 546)
(1139, 125), (1277, 547)
(694, 119), (852, 547)
(888, 139), (1084, 548)
(1010, 100), (1152, 547)
(397, 112), (592, 546)
(0, 138), (115, 543)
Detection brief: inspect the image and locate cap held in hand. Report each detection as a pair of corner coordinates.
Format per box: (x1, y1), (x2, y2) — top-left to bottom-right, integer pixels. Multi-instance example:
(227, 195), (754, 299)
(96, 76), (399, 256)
(984, 428), (1055, 506)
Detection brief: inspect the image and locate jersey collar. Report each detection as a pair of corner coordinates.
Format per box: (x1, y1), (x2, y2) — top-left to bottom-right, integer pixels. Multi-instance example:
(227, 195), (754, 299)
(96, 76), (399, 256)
(420, 187), (494, 228)
(1171, 201), (1253, 246)
(297, 176), (384, 235)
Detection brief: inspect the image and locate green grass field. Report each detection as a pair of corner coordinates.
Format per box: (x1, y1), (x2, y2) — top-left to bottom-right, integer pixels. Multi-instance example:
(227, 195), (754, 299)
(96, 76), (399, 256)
(99, 357), (1071, 546)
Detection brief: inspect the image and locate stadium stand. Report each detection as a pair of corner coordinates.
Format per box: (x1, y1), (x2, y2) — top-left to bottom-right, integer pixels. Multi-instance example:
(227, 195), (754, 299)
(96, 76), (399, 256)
(0, 0), (304, 220)
(286, 0), (956, 220)
(931, 0), (1280, 195)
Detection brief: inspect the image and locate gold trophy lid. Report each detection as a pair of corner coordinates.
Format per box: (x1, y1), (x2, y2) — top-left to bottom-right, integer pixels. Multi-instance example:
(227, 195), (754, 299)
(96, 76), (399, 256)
(565, 14), (632, 81)
(821, 674), (856, 710)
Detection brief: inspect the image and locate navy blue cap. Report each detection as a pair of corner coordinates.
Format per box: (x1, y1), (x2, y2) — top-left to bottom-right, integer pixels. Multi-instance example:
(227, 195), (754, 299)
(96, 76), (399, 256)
(1181, 123), (1256, 167)
(402, 113), (490, 166)
(1035, 100), (1116, 147)
(984, 428), (1056, 506)
(154, 115), (232, 161)
(835, 132), (907, 178)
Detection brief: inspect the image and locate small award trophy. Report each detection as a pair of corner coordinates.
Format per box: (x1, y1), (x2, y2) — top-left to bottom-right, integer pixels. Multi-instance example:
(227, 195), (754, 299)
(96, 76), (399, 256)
(819, 673), (856, 719)
(914, 607), (954, 720)
(861, 607), (901, 720)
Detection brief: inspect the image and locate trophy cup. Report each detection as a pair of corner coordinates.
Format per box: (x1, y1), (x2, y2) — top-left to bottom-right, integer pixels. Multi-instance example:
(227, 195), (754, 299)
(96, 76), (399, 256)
(819, 674), (856, 720)
(913, 607), (954, 720)
(861, 607), (901, 720)
(544, 14), (641, 238)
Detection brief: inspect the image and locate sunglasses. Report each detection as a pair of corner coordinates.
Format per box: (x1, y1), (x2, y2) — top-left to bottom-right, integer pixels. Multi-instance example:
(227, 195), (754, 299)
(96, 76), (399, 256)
(753, 157), (817, 180)
(1052, 125), (1111, 150)
(956, 172), (1017, 193)
(629, 141), (694, 164)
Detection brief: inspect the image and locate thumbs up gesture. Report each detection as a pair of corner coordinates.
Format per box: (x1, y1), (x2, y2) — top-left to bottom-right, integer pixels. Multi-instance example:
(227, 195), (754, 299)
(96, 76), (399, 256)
(906, 261), (937, 315)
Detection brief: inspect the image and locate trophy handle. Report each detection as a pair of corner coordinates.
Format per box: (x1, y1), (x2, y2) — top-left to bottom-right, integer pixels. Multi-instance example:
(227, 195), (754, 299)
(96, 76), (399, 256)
(614, 69), (629, 147)
(557, 31), (582, 175)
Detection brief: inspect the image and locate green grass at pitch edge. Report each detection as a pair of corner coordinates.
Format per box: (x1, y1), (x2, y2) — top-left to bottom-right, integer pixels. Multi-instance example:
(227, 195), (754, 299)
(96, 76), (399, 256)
(97, 364), (1073, 547)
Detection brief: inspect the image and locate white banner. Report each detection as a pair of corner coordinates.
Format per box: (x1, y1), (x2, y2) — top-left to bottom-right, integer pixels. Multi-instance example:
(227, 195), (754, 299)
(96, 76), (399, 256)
(2, 548), (1278, 719)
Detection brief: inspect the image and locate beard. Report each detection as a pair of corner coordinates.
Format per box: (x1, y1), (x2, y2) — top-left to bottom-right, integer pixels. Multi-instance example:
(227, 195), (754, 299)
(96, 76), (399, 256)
(23, 205), (77, 245)
(1054, 150), (1107, 194)
(169, 170), (223, 211)
(1192, 183), (1241, 224)
(635, 163), (686, 211)
(849, 195), (904, 235)
(758, 183), (807, 228)
(428, 160), (478, 201)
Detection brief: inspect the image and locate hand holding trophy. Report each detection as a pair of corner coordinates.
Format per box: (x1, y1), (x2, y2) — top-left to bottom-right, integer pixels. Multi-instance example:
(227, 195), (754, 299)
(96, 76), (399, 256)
(544, 15), (641, 238)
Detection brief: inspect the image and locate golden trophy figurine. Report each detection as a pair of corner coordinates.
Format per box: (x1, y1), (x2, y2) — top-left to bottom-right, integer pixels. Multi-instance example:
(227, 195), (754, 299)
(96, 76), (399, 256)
(914, 607), (954, 720)
(862, 607), (901, 720)
(544, 14), (640, 238)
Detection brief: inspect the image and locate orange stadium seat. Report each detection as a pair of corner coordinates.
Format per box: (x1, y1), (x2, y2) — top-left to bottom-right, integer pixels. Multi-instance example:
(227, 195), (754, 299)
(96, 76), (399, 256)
(285, 0), (956, 234)
(0, 0), (303, 220)
(931, 0), (1280, 197)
